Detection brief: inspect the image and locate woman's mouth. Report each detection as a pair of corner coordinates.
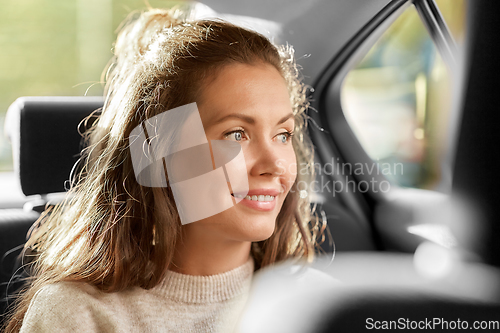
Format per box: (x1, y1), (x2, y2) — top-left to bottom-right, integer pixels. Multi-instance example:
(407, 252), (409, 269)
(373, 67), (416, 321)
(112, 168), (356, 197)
(232, 194), (275, 202)
(231, 193), (277, 211)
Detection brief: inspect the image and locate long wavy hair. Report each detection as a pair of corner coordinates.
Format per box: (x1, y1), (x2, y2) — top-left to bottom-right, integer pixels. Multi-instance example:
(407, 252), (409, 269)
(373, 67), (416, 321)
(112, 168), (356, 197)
(4, 6), (323, 332)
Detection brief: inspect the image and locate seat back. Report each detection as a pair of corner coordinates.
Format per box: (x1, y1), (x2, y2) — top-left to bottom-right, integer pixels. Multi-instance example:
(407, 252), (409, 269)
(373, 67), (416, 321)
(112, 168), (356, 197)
(6, 96), (104, 196)
(1, 96), (103, 325)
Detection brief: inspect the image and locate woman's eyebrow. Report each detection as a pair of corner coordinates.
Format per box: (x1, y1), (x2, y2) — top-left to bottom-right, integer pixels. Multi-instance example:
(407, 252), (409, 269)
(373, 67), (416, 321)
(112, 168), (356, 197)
(212, 113), (294, 125)
(277, 113), (295, 125)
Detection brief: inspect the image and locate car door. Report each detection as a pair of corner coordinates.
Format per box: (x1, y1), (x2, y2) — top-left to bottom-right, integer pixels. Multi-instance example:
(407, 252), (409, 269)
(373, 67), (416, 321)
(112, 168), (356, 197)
(307, 0), (467, 254)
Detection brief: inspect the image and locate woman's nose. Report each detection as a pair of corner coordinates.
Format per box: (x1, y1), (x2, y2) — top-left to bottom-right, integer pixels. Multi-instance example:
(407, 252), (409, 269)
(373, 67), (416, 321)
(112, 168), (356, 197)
(247, 140), (284, 177)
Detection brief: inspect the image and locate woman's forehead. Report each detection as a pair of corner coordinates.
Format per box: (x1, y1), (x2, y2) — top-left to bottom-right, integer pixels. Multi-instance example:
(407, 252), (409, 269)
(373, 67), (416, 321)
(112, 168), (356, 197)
(197, 62), (292, 126)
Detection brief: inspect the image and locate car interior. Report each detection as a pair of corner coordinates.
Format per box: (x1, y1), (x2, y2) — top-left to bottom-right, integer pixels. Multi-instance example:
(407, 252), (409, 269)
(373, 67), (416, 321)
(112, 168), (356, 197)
(1, 0), (499, 331)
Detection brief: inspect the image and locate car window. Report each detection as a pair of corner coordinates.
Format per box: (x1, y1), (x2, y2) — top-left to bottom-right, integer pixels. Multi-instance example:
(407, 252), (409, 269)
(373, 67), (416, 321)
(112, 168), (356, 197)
(435, 0), (467, 47)
(340, 3), (466, 191)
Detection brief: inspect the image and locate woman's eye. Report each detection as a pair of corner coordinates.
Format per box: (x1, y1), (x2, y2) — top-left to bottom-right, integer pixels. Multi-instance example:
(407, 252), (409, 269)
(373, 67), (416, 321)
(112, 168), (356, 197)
(277, 131), (294, 144)
(225, 130), (245, 141)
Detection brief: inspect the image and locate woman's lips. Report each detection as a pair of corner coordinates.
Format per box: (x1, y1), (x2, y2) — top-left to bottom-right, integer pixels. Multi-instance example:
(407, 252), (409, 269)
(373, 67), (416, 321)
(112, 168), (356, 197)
(232, 193), (277, 211)
(231, 189), (281, 212)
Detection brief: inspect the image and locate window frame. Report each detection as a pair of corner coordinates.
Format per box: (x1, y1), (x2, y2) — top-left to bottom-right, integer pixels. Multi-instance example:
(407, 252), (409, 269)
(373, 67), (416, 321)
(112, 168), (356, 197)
(309, 0), (459, 204)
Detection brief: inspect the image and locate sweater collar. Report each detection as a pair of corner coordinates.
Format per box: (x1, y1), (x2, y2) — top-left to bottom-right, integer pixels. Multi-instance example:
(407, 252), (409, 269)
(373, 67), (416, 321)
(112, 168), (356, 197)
(156, 256), (254, 304)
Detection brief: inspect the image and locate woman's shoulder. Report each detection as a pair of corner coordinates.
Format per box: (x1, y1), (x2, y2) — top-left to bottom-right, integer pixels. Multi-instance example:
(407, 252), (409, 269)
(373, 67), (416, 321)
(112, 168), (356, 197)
(21, 281), (125, 333)
(30, 280), (111, 311)
(35, 280), (100, 298)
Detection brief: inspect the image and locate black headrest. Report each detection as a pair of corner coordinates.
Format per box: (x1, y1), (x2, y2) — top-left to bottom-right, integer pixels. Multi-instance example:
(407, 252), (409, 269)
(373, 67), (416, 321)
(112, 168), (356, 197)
(5, 96), (104, 196)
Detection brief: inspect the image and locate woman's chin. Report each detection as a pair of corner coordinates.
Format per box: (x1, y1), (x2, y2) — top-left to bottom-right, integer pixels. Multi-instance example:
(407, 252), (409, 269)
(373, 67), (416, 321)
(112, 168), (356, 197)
(238, 217), (277, 242)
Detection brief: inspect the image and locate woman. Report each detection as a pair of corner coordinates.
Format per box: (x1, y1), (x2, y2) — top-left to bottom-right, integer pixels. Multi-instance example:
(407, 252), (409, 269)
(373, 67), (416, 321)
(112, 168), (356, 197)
(5, 5), (323, 332)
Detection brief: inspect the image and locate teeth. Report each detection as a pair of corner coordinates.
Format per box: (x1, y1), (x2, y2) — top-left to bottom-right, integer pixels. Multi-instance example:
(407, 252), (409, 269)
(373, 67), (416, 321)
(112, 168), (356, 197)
(265, 195), (274, 201)
(243, 194), (275, 202)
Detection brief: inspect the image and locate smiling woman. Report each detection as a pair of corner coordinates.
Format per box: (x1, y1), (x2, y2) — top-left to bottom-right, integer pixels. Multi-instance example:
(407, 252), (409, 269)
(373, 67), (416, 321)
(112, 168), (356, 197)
(4, 4), (323, 333)
(171, 63), (299, 275)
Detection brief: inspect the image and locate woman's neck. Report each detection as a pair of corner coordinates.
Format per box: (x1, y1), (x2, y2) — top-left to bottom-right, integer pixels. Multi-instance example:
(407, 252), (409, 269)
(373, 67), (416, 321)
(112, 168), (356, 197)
(169, 223), (252, 276)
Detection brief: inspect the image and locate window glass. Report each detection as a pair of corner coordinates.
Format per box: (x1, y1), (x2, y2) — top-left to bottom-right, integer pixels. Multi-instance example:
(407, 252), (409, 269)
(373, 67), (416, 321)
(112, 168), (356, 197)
(435, 0), (467, 47)
(340, 3), (465, 190)
(0, 0), (181, 171)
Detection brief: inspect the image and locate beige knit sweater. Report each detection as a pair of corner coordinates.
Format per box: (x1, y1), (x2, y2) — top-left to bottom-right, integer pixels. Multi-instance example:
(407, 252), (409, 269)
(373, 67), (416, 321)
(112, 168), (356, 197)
(20, 257), (254, 333)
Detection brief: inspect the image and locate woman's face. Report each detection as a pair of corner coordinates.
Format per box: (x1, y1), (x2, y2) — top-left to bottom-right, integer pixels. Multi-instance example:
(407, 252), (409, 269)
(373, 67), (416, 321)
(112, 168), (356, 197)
(188, 62), (297, 242)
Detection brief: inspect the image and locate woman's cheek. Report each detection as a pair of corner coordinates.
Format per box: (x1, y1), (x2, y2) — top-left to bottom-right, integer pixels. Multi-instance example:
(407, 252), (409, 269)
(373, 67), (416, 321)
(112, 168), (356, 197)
(284, 152), (298, 194)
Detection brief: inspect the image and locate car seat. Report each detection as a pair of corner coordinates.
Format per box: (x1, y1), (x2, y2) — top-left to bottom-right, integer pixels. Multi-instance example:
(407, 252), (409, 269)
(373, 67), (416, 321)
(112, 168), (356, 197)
(0, 96), (103, 325)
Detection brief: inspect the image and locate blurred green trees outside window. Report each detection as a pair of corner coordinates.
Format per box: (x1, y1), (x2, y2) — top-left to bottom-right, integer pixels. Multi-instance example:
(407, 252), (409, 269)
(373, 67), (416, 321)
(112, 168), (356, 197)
(341, 1), (466, 191)
(0, 0), (181, 171)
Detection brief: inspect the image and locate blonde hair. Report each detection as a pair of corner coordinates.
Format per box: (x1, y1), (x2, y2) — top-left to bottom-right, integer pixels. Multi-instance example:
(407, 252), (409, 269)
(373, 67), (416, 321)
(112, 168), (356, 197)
(4, 7), (323, 332)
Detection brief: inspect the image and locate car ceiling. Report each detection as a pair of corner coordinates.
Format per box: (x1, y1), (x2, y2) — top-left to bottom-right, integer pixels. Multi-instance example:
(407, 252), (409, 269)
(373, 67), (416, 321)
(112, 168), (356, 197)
(202, 0), (393, 85)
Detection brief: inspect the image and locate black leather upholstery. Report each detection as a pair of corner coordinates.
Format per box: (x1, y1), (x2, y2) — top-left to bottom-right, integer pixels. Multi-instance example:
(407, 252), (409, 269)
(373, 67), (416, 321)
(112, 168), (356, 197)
(0, 209), (39, 325)
(5, 96), (104, 196)
(1, 96), (103, 326)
